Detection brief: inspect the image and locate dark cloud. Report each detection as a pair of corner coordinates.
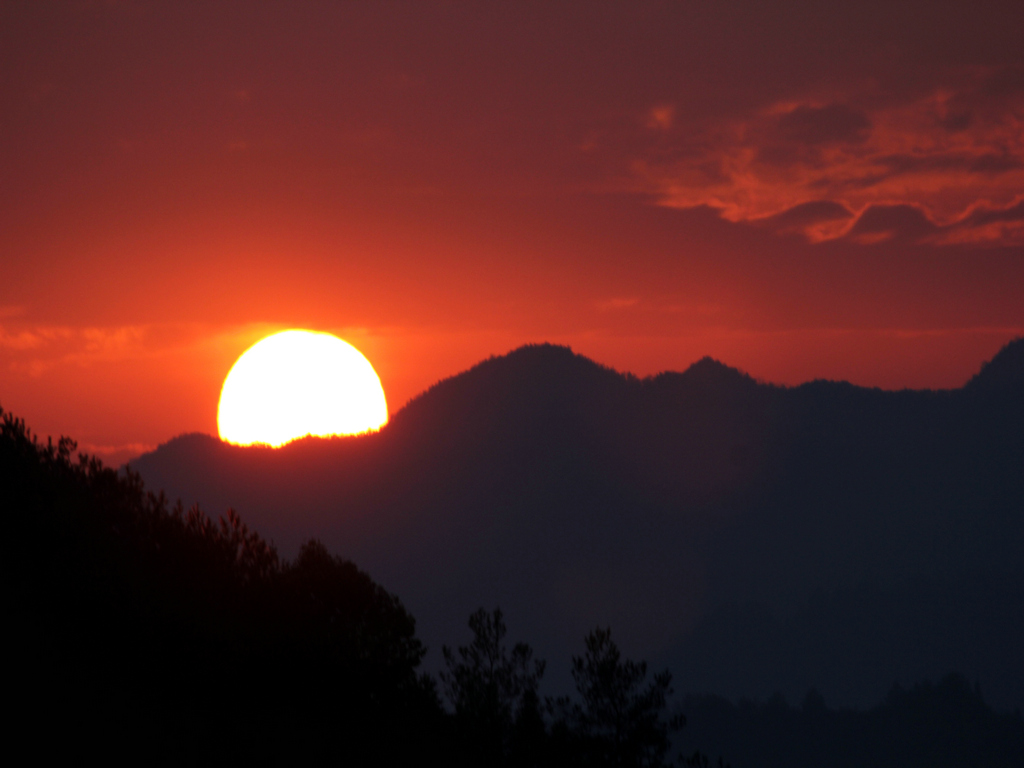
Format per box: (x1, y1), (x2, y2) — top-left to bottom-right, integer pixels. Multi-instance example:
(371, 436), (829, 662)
(938, 197), (1024, 245)
(938, 110), (974, 132)
(847, 204), (938, 244)
(774, 104), (872, 146)
(766, 200), (855, 227)
(963, 198), (1024, 227)
(840, 198), (1024, 246)
(758, 200), (855, 239)
(969, 153), (1024, 174)
(870, 151), (1023, 177)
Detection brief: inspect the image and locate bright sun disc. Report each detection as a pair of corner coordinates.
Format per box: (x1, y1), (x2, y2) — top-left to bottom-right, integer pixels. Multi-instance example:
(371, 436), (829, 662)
(217, 330), (388, 447)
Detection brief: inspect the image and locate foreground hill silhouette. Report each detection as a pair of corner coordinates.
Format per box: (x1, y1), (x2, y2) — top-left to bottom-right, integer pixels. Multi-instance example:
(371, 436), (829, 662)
(132, 340), (1024, 710)
(3, 411), (440, 762)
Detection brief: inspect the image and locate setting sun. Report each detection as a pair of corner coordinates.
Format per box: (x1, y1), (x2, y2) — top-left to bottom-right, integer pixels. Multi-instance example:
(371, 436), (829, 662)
(217, 330), (388, 446)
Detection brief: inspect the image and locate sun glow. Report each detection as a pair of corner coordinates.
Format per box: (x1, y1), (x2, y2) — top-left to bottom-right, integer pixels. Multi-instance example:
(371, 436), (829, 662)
(217, 330), (388, 447)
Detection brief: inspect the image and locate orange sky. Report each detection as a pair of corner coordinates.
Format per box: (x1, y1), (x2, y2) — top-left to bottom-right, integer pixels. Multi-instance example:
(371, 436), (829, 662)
(2, 1), (1023, 464)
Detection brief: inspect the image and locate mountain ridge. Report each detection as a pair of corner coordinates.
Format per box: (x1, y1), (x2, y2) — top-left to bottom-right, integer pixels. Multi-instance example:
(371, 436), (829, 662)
(137, 338), (1022, 461)
(130, 340), (1024, 710)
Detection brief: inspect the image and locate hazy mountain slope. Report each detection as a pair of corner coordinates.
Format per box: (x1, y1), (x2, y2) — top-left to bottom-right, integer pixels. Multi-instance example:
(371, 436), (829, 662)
(674, 674), (1024, 768)
(131, 340), (1024, 708)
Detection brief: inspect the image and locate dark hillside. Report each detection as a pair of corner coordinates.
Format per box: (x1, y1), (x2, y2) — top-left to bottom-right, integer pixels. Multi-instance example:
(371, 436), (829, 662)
(966, 335), (1024, 396)
(132, 340), (1024, 708)
(3, 409), (440, 762)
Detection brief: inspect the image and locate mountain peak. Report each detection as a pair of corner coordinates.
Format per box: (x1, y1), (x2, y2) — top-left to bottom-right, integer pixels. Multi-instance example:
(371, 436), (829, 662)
(389, 343), (627, 432)
(673, 356), (758, 390)
(965, 337), (1024, 395)
(684, 355), (742, 376)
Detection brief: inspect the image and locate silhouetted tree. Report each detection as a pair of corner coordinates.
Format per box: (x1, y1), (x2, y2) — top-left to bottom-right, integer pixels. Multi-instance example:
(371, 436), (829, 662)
(553, 627), (682, 767)
(442, 607), (547, 766)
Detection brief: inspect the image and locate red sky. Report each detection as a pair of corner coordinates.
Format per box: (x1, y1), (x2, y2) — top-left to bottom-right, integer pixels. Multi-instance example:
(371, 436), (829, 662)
(2, 1), (1023, 464)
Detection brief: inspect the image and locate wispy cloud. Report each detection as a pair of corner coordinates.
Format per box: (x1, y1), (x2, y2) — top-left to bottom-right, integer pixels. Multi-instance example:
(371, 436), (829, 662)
(1, 324), (151, 375)
(629, 66), (1024, 245)
(0, 320), (323, 380)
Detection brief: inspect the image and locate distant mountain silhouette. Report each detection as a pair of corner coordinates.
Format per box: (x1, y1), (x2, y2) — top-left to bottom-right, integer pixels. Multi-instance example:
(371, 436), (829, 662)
(675, 673), (1024, 768)
(966, 335), (1024, 395)
(131, 340), (1024, 709)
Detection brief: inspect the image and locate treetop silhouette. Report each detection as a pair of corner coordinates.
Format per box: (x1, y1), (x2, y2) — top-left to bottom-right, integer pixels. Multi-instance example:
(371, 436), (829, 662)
(552, 626), (683, 768)
(442, 607), (547, 765)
